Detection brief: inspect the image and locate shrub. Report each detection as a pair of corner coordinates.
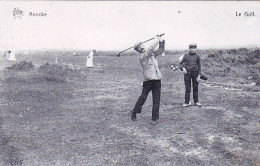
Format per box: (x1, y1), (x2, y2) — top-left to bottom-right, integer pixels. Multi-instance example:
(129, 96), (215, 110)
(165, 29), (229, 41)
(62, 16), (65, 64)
(38, 63), (72, 82)
(6, 61), (34, 71)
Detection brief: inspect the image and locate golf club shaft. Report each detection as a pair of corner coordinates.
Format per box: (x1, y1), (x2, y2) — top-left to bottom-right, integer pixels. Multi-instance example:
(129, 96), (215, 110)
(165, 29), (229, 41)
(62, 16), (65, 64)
(118, 33), (165, 56)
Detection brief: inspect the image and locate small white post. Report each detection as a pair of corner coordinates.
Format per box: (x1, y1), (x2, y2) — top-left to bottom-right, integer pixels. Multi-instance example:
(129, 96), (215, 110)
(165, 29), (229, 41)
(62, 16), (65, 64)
(55, 55), (58, 64)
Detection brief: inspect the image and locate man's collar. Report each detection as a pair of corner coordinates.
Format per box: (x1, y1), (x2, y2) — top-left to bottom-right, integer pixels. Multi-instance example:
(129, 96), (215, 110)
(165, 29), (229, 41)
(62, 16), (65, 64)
(189, 52), (196, 55)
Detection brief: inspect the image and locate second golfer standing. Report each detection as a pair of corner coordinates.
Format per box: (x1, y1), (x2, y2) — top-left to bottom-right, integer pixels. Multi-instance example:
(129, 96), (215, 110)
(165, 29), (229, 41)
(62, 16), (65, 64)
(131, 35), (165, 125)
(179, 44), (202, 107)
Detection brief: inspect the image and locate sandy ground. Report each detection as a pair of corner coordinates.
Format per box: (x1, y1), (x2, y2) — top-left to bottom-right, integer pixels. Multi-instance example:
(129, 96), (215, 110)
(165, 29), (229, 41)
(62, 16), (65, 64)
(0, 53), (259, 166)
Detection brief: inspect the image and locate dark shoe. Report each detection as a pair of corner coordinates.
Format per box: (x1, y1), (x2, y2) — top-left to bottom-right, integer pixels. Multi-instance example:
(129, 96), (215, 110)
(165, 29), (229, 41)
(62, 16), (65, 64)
(151, 120), (158, 126)
(131, 110), (137, 121)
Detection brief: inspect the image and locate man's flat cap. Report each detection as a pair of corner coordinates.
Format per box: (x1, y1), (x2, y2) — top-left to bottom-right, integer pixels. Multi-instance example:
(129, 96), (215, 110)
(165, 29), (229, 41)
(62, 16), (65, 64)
(189, 43), (197, 48)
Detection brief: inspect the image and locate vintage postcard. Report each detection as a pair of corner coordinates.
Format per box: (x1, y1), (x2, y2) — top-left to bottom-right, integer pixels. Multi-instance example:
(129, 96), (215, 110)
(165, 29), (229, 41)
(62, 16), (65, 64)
(0, 1), (259, 166)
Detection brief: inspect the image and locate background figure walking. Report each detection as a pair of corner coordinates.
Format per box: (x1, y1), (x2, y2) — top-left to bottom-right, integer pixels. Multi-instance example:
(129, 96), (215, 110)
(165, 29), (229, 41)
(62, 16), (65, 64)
(86, 49), (96, 68)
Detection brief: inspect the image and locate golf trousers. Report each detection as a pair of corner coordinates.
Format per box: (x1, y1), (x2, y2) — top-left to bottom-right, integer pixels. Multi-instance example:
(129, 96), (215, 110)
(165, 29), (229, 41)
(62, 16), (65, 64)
(133, 80), (161, 120)
(184, 71), (199, 104)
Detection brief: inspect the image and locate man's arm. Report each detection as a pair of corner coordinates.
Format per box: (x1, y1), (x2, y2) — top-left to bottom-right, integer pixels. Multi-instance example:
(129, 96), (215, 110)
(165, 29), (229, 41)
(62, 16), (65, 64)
(179, 54), (186, 70)
(145, 35), (163, 57)
(154, 40), (165, 57)
(197, 55), (201, 74)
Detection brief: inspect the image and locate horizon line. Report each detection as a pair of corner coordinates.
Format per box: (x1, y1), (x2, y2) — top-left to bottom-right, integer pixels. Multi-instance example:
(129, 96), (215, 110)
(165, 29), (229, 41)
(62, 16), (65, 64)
(1, 46), (259, 52)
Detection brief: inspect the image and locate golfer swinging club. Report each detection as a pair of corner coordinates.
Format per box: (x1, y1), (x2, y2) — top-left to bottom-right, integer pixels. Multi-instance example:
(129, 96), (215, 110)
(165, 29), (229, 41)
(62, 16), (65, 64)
(131, 35), (165, 125)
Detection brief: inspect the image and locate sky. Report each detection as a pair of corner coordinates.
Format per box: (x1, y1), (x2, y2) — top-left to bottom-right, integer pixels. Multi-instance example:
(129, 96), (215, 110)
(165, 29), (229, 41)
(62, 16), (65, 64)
(0, 1), (260, 51)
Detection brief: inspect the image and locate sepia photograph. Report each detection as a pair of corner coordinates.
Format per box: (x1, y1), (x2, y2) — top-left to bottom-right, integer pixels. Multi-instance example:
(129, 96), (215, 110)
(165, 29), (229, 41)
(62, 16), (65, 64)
(0, 1), (259, 165)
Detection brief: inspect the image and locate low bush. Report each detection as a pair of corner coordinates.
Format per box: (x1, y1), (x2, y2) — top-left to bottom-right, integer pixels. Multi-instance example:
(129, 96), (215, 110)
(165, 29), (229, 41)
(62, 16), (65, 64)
(6, 61), (34, 71)
(38, 63), (74, 83)
(202, 51), (260, 86)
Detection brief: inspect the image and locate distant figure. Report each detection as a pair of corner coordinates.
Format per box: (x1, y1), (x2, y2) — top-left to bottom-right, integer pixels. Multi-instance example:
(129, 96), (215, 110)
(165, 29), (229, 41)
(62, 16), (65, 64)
(86, 50), (96, 68)
(9, 50), (16, 61)
(4, 50), (16, 61)
(3, 50), (11, 60)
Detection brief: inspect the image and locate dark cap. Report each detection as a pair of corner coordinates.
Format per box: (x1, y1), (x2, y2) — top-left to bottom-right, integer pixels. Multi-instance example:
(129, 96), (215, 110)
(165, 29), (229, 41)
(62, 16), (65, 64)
(189, 43), (197, 49)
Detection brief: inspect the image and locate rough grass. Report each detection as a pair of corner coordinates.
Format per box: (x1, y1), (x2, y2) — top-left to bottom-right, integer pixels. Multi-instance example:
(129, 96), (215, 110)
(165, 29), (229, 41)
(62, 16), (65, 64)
(0, 51), (259, 166)
(203, 52), (260, 86)
(3, 63), (78, 84)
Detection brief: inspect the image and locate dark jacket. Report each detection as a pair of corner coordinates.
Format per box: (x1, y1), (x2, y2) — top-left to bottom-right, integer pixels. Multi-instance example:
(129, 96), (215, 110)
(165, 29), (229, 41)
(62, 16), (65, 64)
(179, 53), (201, 74)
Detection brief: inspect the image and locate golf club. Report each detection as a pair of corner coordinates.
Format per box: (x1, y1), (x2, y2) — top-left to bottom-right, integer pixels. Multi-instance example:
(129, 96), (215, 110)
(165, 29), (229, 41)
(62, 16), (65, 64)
(117, 33), (165, 57)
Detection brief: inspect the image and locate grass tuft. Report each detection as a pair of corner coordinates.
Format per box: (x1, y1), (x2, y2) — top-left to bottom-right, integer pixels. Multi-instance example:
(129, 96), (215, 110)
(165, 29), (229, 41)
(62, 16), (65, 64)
(38, 63), (75, 83)
(6, 61), (34, 71)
